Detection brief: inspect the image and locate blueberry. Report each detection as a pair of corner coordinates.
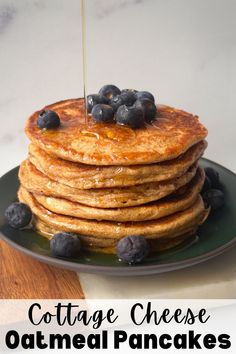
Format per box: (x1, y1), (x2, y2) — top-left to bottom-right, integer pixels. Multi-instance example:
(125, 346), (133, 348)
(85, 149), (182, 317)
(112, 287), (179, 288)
(115, 105), (144, 128)
(204, 167), (220, 188)
(37, 110), (60, 129)
(98, 84), (121, 100)
(136, 91), (155, 103)
(201, 175), (212, 194)
(91, 104), (114, 123)
(135, 98), (157, 123)
(50, 232), (81, 258)
(202, 189), (225, 210)
(110, 92), (137, 113)
(5, 202), (32, 229)
(87, 94), (109, 113)
(120, 92), (137, 106)
(109, 95), (124, 112)
(116, 235), (149, 264)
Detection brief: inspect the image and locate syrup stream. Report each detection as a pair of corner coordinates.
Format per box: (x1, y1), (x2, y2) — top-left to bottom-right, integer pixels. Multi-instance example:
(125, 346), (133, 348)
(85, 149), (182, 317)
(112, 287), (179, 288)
(80, 0), (88, 123)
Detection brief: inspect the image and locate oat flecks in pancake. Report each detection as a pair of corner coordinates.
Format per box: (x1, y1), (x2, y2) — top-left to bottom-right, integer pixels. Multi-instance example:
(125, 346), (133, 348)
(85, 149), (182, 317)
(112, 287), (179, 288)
(25, 98), (208, 165)
(19, 159), (198, 208)
(28, 140), (207, 189)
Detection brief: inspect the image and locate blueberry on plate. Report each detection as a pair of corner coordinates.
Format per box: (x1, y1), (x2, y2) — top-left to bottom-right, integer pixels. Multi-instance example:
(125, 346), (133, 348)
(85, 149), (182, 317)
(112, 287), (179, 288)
(201, 175), (212, 194)
(37, 110), (60, 129)
(5, 202), (32, 229)
(91, 104), (114, 123)
(87, 94), (109, 113)
(115, 104), (144, 128)
(98, 84), (121, 100)
(50, 232), (81, 258)
(116, 235), (149, 264)
(136, 91), (155, 103)
(202, 189), (225, 210)
(135, 98), (157, 123)
(204, 167), (220, 188)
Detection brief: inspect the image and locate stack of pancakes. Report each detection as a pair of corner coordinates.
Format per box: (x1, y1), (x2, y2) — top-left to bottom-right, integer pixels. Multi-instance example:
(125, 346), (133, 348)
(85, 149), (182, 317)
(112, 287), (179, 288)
(18, 99), (209, 253)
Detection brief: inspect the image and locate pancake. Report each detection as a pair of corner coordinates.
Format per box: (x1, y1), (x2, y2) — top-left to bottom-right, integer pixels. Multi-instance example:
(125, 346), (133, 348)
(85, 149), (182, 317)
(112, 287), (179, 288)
(25, 98), (208, 166)
(28, 140), (207, 189)
(18, 186), (209, 239)
(35, 219), (198, 254)
(32, 167), (204, 222)
(19, 159), (198, 208)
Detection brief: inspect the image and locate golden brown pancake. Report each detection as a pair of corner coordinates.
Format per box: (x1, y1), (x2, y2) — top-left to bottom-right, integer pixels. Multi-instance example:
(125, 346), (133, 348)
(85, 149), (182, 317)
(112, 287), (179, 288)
(25, 99), (208, 166)
(18, 186), (208, 239)
(32, 167), (204, 222)
(28, 140), (207, 189)
(19, 159), (198, 208)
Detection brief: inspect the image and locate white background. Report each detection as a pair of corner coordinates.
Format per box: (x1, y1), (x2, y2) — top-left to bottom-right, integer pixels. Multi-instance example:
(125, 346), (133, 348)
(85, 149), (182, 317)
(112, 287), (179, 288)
(0, 0), (236, 175)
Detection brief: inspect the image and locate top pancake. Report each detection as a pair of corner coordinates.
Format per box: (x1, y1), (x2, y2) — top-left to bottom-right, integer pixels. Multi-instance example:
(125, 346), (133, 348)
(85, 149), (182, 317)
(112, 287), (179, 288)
(25, 98), (208, 166)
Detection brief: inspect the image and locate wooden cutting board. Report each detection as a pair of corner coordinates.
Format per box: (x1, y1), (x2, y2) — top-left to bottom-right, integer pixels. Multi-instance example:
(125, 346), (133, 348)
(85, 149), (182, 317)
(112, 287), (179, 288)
(0, 240), (84, 299)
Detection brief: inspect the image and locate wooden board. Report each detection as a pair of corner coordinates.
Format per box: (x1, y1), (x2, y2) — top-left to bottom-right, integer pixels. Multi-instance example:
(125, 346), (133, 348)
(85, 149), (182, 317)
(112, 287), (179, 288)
(0, 240), (84, 299)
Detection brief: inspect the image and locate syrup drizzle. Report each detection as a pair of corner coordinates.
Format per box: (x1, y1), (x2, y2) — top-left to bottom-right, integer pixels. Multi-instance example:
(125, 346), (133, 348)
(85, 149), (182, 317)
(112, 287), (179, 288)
(80, 0), (88, 123)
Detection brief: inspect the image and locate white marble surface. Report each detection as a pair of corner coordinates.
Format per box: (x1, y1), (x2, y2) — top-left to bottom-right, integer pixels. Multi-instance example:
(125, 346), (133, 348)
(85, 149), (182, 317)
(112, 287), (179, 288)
(0, 0), (236, 298)
(79, 246), (236, 299)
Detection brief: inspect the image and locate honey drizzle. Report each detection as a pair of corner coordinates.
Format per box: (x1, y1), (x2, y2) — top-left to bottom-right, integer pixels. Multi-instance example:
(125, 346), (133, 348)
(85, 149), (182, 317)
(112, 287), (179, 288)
(80, 0), (88, 123)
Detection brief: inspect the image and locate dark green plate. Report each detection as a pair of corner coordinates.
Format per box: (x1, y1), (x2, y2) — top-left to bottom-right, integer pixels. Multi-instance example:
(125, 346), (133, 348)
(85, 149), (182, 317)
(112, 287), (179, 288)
(0, 159), (236, 276)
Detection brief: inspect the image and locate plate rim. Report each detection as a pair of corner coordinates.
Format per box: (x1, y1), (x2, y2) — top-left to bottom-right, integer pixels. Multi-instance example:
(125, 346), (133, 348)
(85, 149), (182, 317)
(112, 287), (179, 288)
(0, 158), (236, 276)
(1, 230), (236, 276)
